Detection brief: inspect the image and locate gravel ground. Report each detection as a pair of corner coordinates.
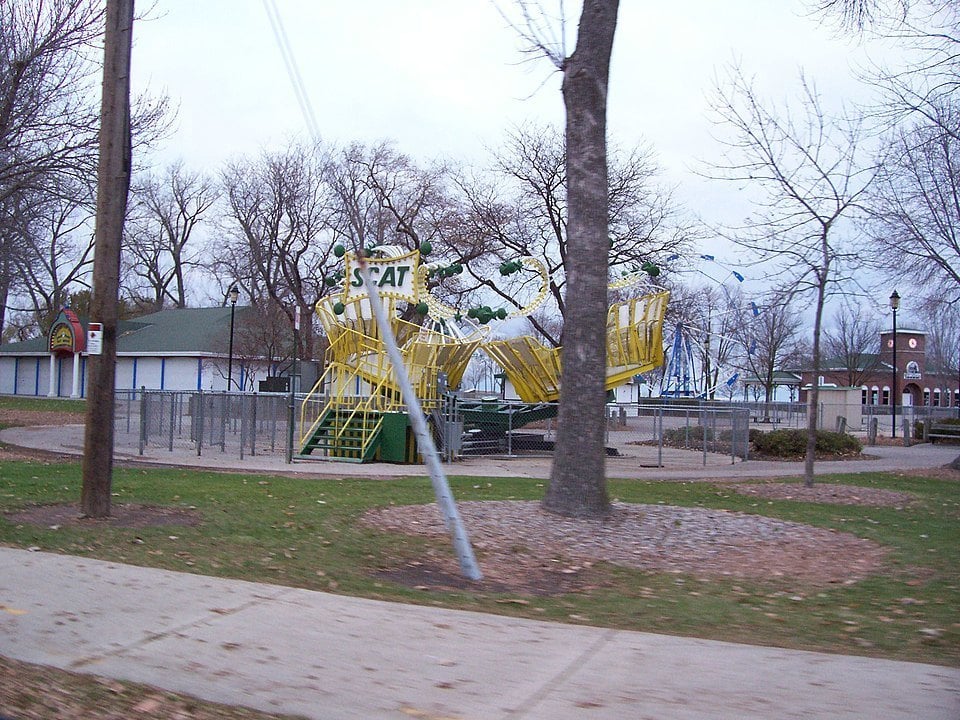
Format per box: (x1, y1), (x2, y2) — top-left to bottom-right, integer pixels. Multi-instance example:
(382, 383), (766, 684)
(362, 498), (890, 592)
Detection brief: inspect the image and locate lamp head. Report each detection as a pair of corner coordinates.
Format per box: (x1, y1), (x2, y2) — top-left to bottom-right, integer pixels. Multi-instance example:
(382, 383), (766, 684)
(889, 290), (900, 310)
(228, 286), (240, 305)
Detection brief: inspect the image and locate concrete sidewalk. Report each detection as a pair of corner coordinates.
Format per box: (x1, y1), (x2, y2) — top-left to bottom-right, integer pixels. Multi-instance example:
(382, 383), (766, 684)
(3, 423), (959, 480)
(2, 548), (958, 719)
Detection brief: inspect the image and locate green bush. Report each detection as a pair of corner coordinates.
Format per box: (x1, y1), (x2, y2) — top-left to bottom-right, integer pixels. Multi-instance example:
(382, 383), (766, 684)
(753, 429), (862, 457)
(662, 425), (714, 443)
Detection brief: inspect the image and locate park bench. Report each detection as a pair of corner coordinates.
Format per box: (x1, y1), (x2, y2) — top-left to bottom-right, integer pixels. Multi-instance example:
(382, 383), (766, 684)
(926, 420), (960, 443)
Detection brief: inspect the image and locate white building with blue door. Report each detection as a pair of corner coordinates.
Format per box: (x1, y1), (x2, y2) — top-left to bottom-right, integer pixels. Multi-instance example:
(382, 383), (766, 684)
(0, 306), (286, 397)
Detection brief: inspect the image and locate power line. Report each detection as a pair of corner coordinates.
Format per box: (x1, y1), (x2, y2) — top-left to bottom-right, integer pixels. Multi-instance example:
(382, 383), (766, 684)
(262, 0), (321, 141)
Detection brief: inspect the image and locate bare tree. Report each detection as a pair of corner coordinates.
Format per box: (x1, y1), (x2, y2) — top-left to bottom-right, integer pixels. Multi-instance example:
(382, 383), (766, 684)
(218, 142), (337, 361)
(823, 301), (882, 387)
(327, 141), (465, 260)
(0, 0), (169, 337)
(914, 297), (960, 380)
(737, 291), (805, 406)
(124, 161), (218, 311)
(707, 66), (876, 486)
(865, 102), (960, 303)
(6, 178), (96, 333)
(0, 0), (103, 335)
(0, 0), (104, 204)
(457, 124), (690, 346)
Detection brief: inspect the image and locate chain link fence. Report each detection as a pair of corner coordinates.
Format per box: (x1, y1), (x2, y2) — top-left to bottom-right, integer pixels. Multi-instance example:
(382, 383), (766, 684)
(114, 389), (298, 460)
(449, 399), (753, 465)
(114, 390), (771, 465)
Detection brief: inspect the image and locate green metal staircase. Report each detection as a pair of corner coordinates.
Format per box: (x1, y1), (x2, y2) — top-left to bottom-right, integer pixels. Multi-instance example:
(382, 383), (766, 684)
(299, 406), (384, 462)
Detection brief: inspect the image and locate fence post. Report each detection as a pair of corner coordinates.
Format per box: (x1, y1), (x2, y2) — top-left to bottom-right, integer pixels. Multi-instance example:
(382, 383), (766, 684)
(250, 393), (257, 456)
(269, 395), (278, 452)
(743, 409), (750, 461)
(287, 392), (296, 463)
(239, 394), (245, 460)
(166, 392), (174, 451)
(730, 409), (736, 465)
(701, 407), (708, 467)
(657, 406), (663, 467)
(196, 390), (204, 456)
(220, 392), (227, 452)
(902, 418), (912, 447)
(138, 387), (147, 456)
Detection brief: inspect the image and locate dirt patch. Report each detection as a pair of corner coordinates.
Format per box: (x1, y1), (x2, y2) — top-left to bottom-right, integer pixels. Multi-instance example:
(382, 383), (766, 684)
(0, 407), (84, 428)
(0, 654), (302, 720)
(0, 408), (84, 462)
(5, 503), (202, 529)
(724, 482), (917, 507)
(361, 500), (888, 594)
(893, 465), (960, 481)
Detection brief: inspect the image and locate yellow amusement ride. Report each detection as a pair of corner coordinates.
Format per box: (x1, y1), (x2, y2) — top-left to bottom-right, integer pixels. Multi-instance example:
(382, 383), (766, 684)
(299, 244), (670, 462)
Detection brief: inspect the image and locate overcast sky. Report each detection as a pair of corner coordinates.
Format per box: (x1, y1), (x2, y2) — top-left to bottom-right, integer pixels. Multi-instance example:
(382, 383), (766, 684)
(129, 1), (908, 310)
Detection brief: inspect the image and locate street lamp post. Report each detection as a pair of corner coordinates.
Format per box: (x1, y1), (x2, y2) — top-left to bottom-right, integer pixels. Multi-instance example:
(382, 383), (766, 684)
(227, 286), (239, 391)
(890, 290), (900, 438)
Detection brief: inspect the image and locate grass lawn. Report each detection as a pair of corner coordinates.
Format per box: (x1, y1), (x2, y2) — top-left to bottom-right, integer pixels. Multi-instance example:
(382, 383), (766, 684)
(0, 459), (957, 667)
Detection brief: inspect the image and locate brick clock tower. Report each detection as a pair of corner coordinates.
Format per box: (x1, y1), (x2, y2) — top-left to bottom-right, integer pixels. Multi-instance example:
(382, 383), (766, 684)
(880, 329), (926, 405)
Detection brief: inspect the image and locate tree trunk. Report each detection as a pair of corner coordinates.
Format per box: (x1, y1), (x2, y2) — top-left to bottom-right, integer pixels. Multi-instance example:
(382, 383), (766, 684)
(0, 272), (8, 339)
(804, 267), (829, 488)
(543, 0), (619, 519)
(80, 0), (134, 518)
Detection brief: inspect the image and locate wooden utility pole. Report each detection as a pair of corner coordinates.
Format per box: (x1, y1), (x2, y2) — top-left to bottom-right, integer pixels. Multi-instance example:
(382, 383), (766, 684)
(80, 0), (134, 518)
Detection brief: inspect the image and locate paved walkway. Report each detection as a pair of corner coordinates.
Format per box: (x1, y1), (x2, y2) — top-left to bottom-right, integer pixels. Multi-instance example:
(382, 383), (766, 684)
(2, 426), (959, 718)
(3, 423), (959, 480)
(2, 549), (958, 719)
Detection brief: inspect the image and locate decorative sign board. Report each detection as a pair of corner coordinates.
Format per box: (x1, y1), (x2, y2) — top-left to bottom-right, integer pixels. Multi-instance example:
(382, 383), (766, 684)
(87, 322), (103, 355)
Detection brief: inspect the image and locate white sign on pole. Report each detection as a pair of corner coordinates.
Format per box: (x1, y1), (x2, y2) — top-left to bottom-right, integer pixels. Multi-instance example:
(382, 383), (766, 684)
(87, 322), (103, 355)
(294, 305), (301, 330)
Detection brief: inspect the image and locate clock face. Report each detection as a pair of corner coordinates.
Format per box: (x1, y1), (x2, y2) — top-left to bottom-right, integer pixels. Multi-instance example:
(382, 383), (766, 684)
(887, 339), (894, 348)
(908, 338), (918, 348)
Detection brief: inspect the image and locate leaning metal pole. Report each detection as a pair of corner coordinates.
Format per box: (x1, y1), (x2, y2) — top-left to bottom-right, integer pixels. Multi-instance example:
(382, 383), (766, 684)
(358, 260), (482, 582)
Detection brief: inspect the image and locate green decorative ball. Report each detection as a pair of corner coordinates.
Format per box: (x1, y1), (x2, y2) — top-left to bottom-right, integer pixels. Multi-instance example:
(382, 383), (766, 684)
(415, 302), (429, 315)
(333, 302), (345, 315)
(419, 241), (432, 256)
(333, 244), (346, 257)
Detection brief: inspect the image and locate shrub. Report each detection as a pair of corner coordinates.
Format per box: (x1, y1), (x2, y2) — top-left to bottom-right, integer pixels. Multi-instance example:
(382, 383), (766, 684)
(753, 429), (861, 457)
(662, 425), (714, 443)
